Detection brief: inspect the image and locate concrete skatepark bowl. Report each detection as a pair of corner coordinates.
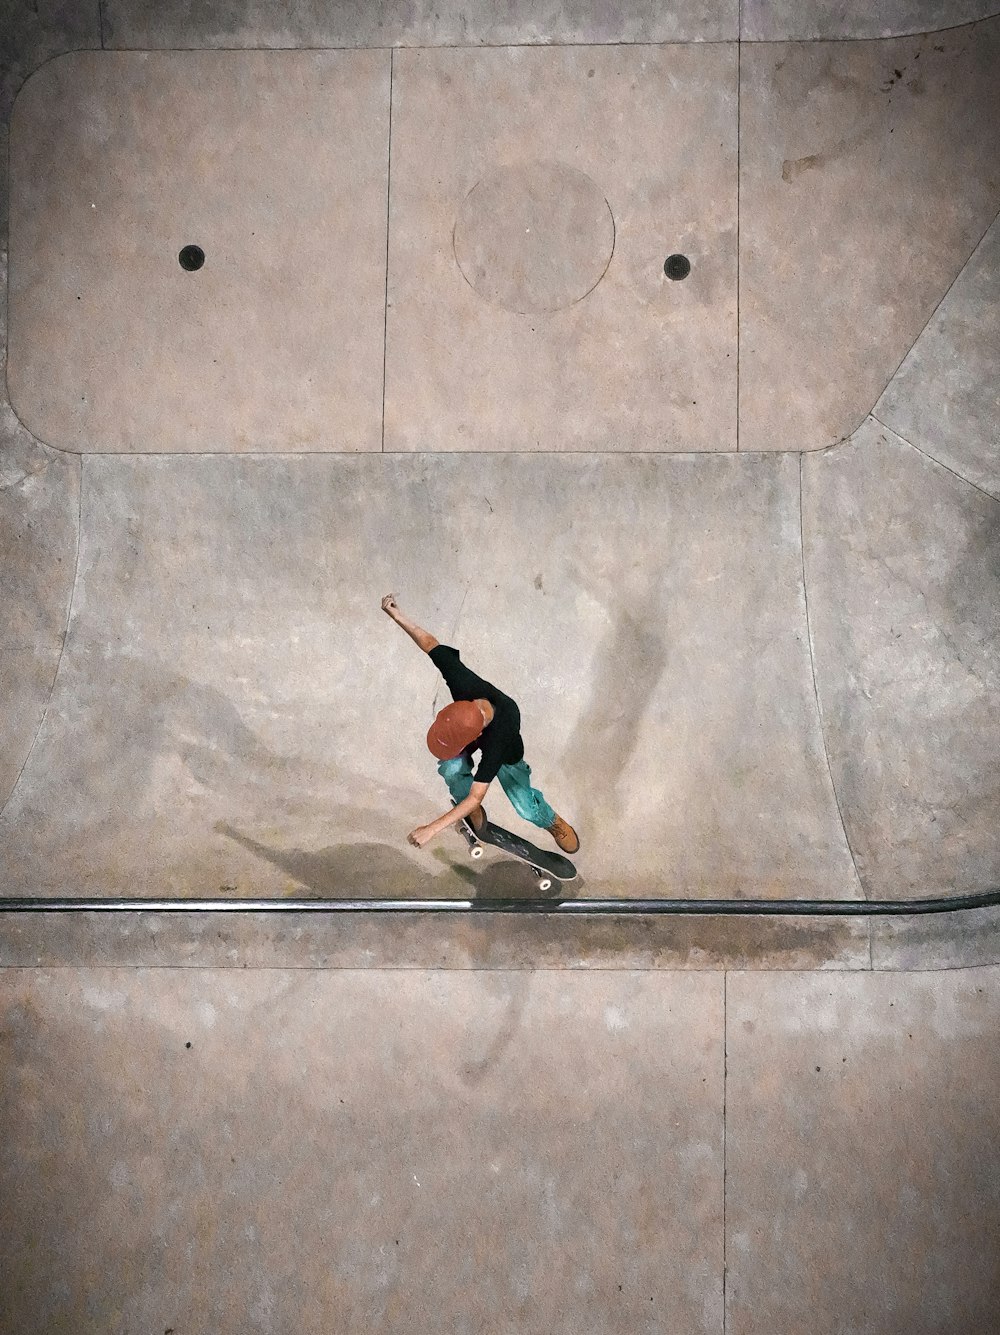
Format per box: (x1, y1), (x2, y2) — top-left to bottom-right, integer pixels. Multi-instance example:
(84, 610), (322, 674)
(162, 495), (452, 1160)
(1, 3), (999, 1333)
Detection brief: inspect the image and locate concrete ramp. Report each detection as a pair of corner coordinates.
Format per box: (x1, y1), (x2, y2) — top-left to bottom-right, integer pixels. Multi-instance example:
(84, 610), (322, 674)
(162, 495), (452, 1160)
(2, 23), (999, 917)
(2, 449), (862, 901)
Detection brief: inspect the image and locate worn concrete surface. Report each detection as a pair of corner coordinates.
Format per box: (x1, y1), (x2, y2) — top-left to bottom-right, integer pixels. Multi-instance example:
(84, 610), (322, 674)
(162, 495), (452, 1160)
(1, 12), (998, 963)
(0, 968), (726, 1334)
(0, 250), (80, 809)
(0, 0), (101, 235)
(875, 210), (1000, 500)
(101, 0), (739, 48)
(98, 0), (1000, 47)
(385, 44), (737, 452)
(11, 34), (1000, 455)
(8, 52), (390, 452)
(739, 17), (1000, 450)
(0, 435), (78, 809)
(872, 904), (1000, 972)
(3, 964), (998, 1332)
(0, 451), (861, 903)
(802, 420), (1000, 901)
(2, 12), (1000, 1331)
(0, 910), (874, 971)
(727, 967), (1000, 1334)
(742, 0), (1000, 40)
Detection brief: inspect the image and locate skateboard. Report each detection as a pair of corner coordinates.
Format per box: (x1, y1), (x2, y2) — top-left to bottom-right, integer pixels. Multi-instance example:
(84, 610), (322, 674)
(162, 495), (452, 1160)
(452, 803), (577, 893)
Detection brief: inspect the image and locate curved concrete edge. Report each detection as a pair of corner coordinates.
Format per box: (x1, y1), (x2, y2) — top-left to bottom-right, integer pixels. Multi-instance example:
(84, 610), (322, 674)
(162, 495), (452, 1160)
(0, 249), (82, 815)
(741, 1), (1000, 41)
(802, 419), (1000, 901)
(0, 5), (102, 237)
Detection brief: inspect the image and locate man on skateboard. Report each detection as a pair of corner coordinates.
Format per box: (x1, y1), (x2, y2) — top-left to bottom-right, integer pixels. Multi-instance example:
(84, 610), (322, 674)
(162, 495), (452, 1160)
(381, 595), (580, 855)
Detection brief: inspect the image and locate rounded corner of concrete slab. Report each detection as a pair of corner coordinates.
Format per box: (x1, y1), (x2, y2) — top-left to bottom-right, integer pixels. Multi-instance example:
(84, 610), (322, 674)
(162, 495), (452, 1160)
(3, 5), (1000, 1332)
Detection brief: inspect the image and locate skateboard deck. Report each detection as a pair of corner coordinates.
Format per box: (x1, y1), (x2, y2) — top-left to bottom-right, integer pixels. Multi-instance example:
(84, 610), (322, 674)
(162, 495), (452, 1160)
(452, 803), (577, 891)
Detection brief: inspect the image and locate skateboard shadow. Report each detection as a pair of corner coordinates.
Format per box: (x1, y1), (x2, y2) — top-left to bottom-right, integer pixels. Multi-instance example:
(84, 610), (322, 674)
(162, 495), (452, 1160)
(434, 842), (580, 902)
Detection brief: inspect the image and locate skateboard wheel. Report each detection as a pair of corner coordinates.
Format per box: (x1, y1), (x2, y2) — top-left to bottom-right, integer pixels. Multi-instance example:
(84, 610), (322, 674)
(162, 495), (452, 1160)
(538, 877), (552, 892)
(471, 845), (484, 860)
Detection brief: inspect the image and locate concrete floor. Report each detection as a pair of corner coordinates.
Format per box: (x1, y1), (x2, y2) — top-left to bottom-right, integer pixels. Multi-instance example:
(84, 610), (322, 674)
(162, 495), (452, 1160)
(2, 1), (1000, 1330)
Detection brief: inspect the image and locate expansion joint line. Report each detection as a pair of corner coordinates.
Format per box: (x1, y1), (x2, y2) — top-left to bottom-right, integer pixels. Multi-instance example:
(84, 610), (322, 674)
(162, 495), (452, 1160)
(871, 202), (1000, 414)
(797, 454), (867, 904)
(380, 48), (394, 453)
(722, 970), (729, 1335)
(734, 36), (741, 455)
(869, 413), (1000, 506)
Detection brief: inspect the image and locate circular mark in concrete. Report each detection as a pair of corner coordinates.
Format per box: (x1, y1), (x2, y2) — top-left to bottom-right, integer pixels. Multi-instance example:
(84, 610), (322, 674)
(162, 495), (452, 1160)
(664, 253), (691, 281)
(178, 245), (205, 272)
(454, 161), (614, 315)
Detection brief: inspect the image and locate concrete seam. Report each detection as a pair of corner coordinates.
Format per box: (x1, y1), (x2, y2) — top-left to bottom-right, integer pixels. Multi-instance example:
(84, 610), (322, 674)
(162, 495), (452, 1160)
(868, 202), (1000, 423)
(76, 446), (804, 459)
(98, 0), (106, 49)
(722, 969), (729, 1335)
(869, 413), (1000, 506)
(0, 456), (85, 825)
(381, 49), (394, 453)
(103, 40), (741, 56)
(797, 452), (868, 901)
(0, 959), (995, 975)
(735, 36), (741, 452)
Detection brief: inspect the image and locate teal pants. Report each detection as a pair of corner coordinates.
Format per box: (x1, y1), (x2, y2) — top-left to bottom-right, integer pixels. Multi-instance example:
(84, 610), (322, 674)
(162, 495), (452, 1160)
(438, 756), (557, 831)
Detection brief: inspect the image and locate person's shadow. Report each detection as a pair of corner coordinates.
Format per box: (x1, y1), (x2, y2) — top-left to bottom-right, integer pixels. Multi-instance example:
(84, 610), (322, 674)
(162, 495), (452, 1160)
(216, 819), (575, 902)
(214, 821), (424, 897)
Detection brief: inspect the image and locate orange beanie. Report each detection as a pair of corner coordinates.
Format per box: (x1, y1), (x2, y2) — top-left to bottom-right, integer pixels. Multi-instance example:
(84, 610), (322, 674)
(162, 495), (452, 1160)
(426, 701), (484, 760)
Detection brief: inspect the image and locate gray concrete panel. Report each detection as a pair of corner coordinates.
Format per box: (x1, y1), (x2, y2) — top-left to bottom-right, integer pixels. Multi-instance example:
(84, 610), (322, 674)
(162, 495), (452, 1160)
(872, 904), (1000, 971)
(0, 910), (873, 971)
(385, 44), (737, 453)
(0, 967), (725, 1334)
(0, 451), (858, 902)
(742, 0), (1000, 40)
(0, 250), (80, 808)
(727, 967), (1000, 1335)
(102, 0), (738, 48)
(802, 420), (1000, 899)
(739, 18), (1000, 450)
(875, 211), (1000, 499)
(8, 52), (390, 452)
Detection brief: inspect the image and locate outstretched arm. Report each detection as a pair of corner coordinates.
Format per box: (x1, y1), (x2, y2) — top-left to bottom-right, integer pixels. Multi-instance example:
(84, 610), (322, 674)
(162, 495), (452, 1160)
(381, 594), (439, 654)
(408, 781), (490, 849)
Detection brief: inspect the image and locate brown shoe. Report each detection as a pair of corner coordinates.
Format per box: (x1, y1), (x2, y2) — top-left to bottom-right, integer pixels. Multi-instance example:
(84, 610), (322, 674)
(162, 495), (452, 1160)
(548, 814), (580, 855)
(469, 806), (487, 833)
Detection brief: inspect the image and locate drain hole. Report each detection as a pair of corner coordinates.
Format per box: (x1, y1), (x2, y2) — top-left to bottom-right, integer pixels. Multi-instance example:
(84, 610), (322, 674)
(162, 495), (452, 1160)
(664, 253), (691, 281)
(179, 245), (205, 272)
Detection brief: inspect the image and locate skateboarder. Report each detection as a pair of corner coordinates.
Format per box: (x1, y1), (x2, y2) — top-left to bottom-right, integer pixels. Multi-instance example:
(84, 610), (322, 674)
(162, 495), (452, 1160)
(381, 595), (580, 855)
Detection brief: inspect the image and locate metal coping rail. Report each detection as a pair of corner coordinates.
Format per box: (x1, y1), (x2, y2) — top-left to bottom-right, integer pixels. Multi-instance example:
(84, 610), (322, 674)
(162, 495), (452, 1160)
(2, 890), (1000, 915)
